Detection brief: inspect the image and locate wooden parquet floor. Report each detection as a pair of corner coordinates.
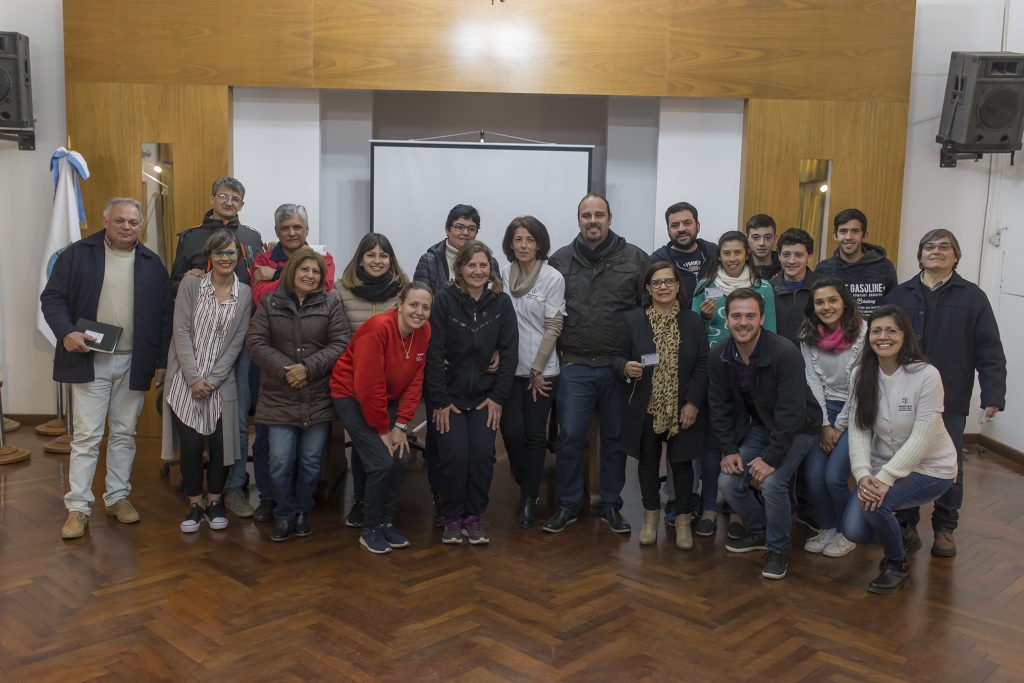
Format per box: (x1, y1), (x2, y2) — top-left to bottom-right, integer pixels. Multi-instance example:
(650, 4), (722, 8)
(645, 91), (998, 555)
(2, 427), (1023, 683)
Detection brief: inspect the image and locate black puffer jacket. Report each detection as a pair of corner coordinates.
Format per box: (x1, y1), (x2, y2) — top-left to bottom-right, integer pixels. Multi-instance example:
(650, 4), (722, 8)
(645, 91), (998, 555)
(549, 233), (649, 366)
(246, 288), (351, 427)
(425, 284), (518, 411)
(170, 211), (265, 295)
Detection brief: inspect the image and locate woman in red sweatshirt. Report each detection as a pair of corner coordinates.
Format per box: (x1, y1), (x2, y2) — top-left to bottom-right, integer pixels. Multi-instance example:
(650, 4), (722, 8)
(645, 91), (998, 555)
(330, 282), (432, 554)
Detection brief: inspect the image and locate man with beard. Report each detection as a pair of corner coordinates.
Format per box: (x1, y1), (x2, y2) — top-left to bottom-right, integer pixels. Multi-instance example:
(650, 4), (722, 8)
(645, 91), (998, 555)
(650, 202), (717, 302)
(542, 193), (649, 535)
(815, 208), (897, 316)
(711, 288), (821, 579)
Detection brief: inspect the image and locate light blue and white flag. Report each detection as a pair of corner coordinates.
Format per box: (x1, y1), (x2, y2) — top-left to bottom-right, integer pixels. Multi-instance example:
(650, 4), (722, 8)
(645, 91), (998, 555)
(37, 147), (90, 346)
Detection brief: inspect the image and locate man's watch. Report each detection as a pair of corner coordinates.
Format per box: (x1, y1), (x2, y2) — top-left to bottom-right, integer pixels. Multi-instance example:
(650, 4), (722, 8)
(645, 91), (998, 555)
(394, 422), (408, 433)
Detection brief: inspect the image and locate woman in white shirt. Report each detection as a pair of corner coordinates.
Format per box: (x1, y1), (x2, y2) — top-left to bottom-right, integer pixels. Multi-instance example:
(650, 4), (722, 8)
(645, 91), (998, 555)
(841, 305), (957, 594)
(798, 278), (865, 558)
(499, 216), (566, 528)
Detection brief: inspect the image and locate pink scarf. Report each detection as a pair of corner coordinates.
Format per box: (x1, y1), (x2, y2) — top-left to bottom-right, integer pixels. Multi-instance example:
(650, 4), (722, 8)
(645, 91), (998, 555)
(817, 324), (853, 353)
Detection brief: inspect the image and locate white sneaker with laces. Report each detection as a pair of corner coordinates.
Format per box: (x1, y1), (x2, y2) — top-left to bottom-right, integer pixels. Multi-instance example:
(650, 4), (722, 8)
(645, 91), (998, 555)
(803, 527), (839, 553)
(822, 532), (857, 557)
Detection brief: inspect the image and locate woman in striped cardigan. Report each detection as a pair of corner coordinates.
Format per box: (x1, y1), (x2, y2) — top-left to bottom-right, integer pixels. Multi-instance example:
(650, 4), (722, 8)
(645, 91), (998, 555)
(161, 229), (252, 533)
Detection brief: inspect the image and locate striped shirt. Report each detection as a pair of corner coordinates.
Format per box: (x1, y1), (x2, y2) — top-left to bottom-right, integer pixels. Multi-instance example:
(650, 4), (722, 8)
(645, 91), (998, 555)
(166, 273), (240, 434)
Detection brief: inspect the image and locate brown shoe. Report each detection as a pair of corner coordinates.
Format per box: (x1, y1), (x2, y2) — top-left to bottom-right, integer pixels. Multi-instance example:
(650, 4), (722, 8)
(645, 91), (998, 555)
(61, 511), (88, 539)
(931, 531), (956, 557)
(106, 498), (140, 524)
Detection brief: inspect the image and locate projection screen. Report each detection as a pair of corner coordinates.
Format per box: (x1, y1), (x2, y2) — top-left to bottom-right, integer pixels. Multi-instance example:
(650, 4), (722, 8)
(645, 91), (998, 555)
(371, 141), (593, 284)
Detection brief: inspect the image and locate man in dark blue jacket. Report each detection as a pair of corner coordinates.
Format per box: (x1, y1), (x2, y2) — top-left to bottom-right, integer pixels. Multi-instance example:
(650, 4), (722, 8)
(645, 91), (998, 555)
(649, 201), (717, 303)
(711, 289), (821, 580)
(41, 198), (172, 540)
(881, 229), (1006, 557)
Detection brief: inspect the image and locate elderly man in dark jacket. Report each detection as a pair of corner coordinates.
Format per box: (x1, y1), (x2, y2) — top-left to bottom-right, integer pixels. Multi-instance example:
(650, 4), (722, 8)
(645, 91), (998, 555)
(542, 193), (649, 535)
(711, 288), (821, 580)
(41, 197), (172, 540)
(882, 229), (1006, 558)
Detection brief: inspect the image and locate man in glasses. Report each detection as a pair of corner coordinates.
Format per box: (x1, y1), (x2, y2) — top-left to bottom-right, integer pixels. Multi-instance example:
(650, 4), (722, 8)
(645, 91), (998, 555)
(169, 177), (267, 519)
(41, 198), (172, 539)
(413, 204), (499, 526)
(881, 229), (1006, 558)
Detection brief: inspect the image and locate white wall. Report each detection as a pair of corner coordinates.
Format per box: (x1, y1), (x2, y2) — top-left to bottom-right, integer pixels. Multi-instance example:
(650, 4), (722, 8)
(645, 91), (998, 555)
(232, 88), (321, 243)
(653, 98), (744, 252)
(0, 0), (68, 414)
(899, 0), (1024, 448)
(320, 90), (373, 268)
(605, 97), (661, 253)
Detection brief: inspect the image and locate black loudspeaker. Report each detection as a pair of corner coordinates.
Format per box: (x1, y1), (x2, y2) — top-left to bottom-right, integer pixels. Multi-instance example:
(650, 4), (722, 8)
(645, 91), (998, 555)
(0, 32), (33, 129)
(936, 51), (1024, 166)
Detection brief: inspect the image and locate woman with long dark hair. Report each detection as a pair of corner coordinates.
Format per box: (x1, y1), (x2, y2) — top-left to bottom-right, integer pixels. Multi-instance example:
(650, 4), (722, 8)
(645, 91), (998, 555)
(798, 278), (865, 557)
(615, 261), (708, 549)
(334, 232), (410, 528)
(331, 282), (432, 554)
(498, 216), (564, 528)
(247, 246), (351, 542)
(841, 305), (956, 594)
(162, 229), (252, 532)
(428, 240), (518, 545)
(690, 231), (776, 539)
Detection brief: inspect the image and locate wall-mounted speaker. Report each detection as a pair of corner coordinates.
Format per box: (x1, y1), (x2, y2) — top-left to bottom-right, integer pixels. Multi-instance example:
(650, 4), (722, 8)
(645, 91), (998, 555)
(936, 51), (1024, 166)
(0, 32), (33, 130)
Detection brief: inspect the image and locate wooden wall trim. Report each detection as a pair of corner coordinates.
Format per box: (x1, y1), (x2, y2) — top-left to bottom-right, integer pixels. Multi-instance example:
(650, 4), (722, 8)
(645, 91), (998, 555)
(64, 0), (915, 102)
(977, 434), (1024, 470)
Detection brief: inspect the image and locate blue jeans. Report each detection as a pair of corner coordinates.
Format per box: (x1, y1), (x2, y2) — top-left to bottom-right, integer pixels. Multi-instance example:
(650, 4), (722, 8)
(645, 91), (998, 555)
(841, 472), (953, 560)
(718, 424), (815, 554)
(555, 363), (627, 513)
(897, 412), (965, 532)
(799, 400), (851, 530)
(225, 348), (252, 493)
(267, 422), (330, 522)
(246, 364), (272, 502)
(698, 426), (722, 514)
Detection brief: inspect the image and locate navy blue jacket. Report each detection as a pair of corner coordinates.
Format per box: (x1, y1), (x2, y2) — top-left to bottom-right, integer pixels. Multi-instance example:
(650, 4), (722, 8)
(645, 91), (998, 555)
(880, 272), (1006, 415)
(40, 231), (172, 390)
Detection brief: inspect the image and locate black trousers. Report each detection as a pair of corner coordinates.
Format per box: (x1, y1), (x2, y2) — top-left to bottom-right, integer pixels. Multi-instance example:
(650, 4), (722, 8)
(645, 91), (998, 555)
(436, 407), (496, 519)
(499, 375), (558, 499)
(334, 398), (406, 529)
(637, 414), (694, 515)
(172, 413), (227, 498)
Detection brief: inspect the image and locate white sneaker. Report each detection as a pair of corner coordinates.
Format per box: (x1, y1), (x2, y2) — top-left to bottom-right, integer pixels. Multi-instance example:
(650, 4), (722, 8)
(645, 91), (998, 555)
(822, 533), (857, 557)
(803, 527), (839, 553)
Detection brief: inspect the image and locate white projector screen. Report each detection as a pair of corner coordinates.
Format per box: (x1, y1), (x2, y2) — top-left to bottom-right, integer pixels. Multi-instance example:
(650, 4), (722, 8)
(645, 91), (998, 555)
(371, 141), (593, 283)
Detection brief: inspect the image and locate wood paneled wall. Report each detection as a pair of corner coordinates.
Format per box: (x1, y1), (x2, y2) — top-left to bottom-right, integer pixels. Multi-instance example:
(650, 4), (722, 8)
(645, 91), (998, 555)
(741, 98), (910, 262)
(64, 0), (915, 102)
(66, 82), (231, 436)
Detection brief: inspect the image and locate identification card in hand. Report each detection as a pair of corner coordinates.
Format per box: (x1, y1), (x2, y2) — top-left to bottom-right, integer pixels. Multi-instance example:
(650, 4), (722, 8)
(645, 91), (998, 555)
(641, 353), (660, 367)
(705, 286), (723, 300)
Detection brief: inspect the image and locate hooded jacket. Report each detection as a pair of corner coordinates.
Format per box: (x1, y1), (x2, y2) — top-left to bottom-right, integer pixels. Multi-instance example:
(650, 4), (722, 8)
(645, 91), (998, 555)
(549, 232), (649, 366)
(814, 243), (897, 316)
(425, 283), (518, 411)
(649, 238), (718, 303)
(880, 272), (1006, 415)
(169, 211), (265, 295)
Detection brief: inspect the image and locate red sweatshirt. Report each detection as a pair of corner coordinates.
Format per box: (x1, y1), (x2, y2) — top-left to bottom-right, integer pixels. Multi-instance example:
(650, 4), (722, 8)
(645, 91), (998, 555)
(330, 308), (431, 434)
(251, 243), (336, 309)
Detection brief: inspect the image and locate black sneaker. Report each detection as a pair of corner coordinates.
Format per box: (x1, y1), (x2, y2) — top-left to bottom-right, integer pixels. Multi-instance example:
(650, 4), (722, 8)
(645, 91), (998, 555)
(762, 551), (788, 580)
(180, 503), (204, 533)
(727, 520), (747, 540)
(294, 512), (311, 537)
(346, 501), (364, 528)
(271, 520), (293, 542)
(726, 533), (768, 553)
(599, 507), (631, 534)
(382, 523), (410, 548)
(694, 516), (717, 538)
(360, 526), (392, 554)
(542, 507), (578, 534)
(206, 501), (229, 530)
(253, 499), (276, 523)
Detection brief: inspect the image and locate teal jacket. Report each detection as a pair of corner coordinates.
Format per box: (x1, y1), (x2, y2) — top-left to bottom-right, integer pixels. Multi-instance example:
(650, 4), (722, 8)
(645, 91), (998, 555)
(691, 277), (777, 345)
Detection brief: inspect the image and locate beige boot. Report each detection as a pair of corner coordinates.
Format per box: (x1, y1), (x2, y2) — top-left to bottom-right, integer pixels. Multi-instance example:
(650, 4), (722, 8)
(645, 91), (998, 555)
(639, 509), (659, 545)
(61, 511), (88, 539)
(675, 513), (694, 550)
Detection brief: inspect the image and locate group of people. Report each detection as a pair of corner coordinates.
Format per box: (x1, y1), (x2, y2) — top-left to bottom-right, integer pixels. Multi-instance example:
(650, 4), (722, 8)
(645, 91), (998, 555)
(40, 177), (1006, 594)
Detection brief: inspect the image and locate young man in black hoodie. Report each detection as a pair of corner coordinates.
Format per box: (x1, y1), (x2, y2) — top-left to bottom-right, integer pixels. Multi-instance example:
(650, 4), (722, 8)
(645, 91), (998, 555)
(169, 177), (266, 519)
(542, 193), (649, 535)
(815, 208), (897, 316)
(649, 202), (717, 302)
